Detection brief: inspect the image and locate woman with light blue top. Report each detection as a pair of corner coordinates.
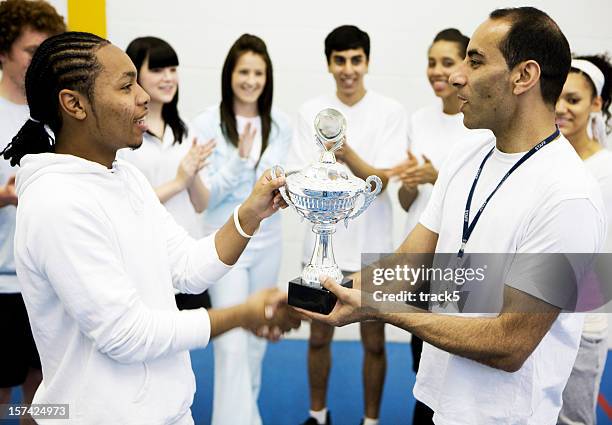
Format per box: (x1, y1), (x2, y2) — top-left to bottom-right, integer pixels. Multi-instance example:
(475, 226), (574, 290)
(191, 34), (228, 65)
(191, 33), (291, 425)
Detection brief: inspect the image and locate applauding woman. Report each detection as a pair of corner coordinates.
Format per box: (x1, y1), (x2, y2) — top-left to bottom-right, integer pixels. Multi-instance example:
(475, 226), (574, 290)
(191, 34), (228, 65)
(191, 34), (292, 425)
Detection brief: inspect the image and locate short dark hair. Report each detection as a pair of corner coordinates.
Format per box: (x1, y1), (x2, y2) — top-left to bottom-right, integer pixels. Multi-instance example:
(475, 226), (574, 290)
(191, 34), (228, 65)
(126, 36), (186, 145)
(324, 25), (370, 63)
(490, 7), (570, 106)
(572, 54), (612, 134)
(2, 32), (109, 166)
(220, 34), (274, 159)
(432, 28), (470, 59)
(0, 0), (66, 68)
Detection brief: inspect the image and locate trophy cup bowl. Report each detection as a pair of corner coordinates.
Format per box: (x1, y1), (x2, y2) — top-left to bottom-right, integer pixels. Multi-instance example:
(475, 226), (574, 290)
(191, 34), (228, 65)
(272, 108), (382, 314)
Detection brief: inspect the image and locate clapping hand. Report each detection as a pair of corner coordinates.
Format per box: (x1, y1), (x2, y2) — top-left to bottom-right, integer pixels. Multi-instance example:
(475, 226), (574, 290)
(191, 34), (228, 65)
(398, 154), (438, 187)
(176, 138), (215, 188)
(387, 149), (418, 179)
(387, 150), (438, 187)
(238, 122), (257, 160)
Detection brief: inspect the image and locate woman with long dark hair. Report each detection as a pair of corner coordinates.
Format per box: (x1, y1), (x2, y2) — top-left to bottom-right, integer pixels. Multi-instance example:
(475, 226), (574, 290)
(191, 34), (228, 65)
(123, 37), (212, 230)
(192, 33), (291, 425)
(122, 37), (214, 311)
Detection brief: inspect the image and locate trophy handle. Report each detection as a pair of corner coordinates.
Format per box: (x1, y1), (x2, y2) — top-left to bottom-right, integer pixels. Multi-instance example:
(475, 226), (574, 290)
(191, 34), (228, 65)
(270, 165), (295, 210)
(343, 175), (382, 228)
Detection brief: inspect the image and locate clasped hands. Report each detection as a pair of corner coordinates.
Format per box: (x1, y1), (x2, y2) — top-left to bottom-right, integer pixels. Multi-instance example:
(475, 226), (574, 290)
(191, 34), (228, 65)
(386, 149), (438, 187)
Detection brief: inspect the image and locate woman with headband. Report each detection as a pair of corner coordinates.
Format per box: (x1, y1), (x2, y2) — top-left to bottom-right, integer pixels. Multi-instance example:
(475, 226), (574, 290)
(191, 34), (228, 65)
(555, 54), (612, 425)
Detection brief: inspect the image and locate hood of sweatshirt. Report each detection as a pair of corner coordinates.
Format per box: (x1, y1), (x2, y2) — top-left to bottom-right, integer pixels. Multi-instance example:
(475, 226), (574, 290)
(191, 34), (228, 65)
(16, 153), (144, 213)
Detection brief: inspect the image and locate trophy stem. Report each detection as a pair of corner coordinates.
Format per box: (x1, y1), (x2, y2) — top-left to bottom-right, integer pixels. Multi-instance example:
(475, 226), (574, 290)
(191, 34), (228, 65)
(301, 223), (343, 287)
(310, 223), (336, 267)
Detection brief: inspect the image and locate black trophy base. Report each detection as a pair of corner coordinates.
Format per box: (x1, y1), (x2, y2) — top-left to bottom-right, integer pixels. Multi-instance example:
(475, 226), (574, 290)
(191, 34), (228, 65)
(288, 277), (353, 315)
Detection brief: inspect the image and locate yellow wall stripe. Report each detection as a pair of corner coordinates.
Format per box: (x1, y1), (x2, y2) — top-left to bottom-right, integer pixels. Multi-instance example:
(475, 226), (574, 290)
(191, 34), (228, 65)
(67, 0), (107, 38)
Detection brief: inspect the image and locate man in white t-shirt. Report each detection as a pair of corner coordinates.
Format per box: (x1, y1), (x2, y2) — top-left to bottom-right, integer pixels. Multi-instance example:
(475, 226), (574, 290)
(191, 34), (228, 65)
(288, 25), (407, 425)
(297, 8), (606, 425)
(0, 1), (65, 419)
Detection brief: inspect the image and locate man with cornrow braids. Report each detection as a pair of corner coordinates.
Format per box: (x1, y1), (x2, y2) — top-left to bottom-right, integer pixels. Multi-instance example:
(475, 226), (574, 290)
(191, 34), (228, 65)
(3, 31), (299, 425)
(0, 1), (65, 421)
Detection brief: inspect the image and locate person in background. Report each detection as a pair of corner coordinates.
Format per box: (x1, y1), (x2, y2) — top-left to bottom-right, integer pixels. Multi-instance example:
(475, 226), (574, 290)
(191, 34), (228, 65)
(555, 54), (612, 425)
(288, 25), (407, 425)
(122, 36), (214, 312)
(387, 28), (492, 424)
(0, 1), (65, 422)
(191, 33), (292, 425)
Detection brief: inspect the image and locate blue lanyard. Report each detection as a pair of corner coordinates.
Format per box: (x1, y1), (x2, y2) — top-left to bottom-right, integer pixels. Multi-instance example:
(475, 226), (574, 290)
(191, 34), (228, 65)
(458, 127), (560, 259)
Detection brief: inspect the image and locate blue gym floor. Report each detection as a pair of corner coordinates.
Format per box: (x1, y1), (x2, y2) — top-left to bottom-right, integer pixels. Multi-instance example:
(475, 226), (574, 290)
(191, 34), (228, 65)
(6, 340), (612, 424)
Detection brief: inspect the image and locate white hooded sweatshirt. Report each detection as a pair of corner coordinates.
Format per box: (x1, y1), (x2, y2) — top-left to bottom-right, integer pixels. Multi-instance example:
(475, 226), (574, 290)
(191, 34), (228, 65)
(14, 153), (231, 425)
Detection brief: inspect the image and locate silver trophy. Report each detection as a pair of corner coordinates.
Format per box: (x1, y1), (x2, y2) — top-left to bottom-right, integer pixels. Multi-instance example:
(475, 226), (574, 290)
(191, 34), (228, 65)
(272, 108), (382, 314)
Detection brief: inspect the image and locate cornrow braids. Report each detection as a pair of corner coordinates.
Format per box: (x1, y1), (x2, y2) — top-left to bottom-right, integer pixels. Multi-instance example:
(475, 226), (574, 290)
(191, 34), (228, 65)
(2, 32), (109, 166)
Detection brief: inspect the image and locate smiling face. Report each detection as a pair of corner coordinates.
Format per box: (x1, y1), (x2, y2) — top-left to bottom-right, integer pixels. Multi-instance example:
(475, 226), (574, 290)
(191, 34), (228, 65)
(555, 71), (602, 141)
(427, 40), (464, 100)
(449, 19), (514, 131)
(137, 56), (178, 105)
(231, 51), (266, 109)
(0, 26), (50, 95)
(85, 44), (150, 153)
(328, 48), (368, 102)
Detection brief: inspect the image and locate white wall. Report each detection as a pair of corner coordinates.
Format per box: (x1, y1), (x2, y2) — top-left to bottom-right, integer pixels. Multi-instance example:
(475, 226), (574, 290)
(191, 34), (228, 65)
(48, 0), (612, 342)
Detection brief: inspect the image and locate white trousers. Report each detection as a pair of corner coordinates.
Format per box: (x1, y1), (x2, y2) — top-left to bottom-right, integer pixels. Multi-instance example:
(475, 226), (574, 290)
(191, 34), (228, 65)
(208, 243), (282, 425)
(558, 330), (608, 425)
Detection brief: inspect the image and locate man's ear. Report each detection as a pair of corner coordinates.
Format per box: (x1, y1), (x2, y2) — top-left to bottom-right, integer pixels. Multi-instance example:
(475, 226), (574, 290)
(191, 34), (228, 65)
(512, 60), (541, 96)
(58, 89), (88, 120)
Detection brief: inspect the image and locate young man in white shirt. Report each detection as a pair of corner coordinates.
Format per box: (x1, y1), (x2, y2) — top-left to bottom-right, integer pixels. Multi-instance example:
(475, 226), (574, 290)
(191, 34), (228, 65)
(3, 31), (299, 425)
(289, 25), (407, 425)
(298, 8), (606, 425)
(0, 1), (65, 421)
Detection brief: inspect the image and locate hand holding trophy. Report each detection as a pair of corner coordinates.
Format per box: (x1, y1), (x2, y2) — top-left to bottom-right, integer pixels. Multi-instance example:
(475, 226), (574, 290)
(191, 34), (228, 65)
(272, 108), (382, 314)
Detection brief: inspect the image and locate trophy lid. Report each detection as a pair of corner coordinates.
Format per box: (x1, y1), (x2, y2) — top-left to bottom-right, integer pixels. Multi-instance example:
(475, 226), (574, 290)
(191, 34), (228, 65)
(286, 108), (367, 195)
(287, 161), (365, 193)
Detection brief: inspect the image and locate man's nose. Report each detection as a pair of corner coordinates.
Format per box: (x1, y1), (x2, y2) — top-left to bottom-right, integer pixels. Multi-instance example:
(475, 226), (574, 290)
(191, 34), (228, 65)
(449, 70), (465, 88)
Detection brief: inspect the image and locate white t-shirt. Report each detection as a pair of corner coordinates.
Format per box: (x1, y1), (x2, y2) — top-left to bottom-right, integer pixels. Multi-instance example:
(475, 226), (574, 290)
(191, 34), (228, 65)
(288, 91), (407, 271)
(236, 115), (262, 167)
(0, 97), (28, 293)
(119, 127), (202, 238)
(415, 134), (606, 425)
(583, 148), (612, 337)
(405, 104), (493, 234)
